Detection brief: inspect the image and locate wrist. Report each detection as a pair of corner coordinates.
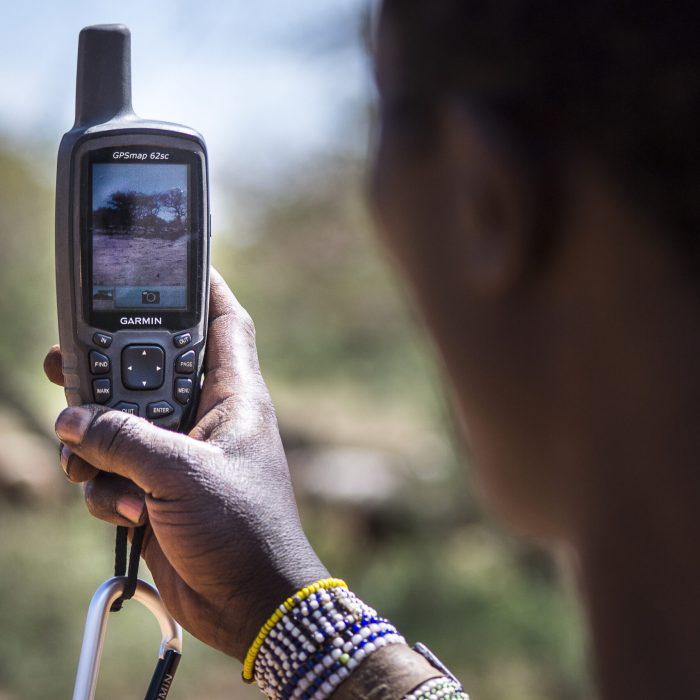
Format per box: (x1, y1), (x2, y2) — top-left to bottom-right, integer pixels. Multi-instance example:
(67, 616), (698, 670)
(232, 545), (330, 662)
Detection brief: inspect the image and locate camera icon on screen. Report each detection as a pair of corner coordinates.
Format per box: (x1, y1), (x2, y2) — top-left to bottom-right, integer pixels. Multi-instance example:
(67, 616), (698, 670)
(141, 290), (160, 305)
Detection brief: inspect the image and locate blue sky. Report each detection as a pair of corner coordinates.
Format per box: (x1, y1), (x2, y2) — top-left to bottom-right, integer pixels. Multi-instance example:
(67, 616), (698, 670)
(92, 163), (188, 213)
(0, 0), (375, 210)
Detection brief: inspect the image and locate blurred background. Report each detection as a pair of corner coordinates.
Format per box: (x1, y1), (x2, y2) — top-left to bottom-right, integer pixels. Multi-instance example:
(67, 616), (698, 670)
(0, 2), (589, 698)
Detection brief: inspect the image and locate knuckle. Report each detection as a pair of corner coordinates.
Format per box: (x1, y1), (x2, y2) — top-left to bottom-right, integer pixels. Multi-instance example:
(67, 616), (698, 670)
(238, 390), (280, 442)
(255, 386), (276, 421)
(239, 309), (256, 339)
(221, 305), (255, 343)
(95, 411), (140, 463)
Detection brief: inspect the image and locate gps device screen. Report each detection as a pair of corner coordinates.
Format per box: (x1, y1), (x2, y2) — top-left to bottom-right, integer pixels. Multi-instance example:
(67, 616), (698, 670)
(82, 147), (205, 330)
(91, 161), (190, 312)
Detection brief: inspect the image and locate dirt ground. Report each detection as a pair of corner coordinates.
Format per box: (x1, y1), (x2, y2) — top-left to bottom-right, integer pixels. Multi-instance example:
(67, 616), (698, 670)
(92, 231), (188, 287)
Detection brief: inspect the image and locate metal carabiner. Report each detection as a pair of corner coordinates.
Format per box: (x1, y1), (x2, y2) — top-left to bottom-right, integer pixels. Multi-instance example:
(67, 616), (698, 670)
(72, 576), (183, 700)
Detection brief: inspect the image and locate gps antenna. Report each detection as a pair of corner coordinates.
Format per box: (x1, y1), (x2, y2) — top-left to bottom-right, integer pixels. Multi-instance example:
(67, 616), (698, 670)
(74, 24), (135, 127)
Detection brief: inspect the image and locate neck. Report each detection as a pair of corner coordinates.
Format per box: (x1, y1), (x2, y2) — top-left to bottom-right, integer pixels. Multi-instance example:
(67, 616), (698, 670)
(576, 494), (700, 698)
(568, 304), (700, 699)
(541, 170), (700, 698)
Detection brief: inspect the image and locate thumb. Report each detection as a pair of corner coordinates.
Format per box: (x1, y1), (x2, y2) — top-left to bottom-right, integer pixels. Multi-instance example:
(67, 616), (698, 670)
(55, 405), (218, 497)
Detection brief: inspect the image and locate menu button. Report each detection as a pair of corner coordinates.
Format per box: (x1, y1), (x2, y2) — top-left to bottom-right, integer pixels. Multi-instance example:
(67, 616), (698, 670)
(174, 378), (193, 405)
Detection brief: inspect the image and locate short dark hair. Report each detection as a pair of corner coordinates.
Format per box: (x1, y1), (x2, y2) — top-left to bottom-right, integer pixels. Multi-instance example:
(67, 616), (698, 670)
(380, 0), (700, 258)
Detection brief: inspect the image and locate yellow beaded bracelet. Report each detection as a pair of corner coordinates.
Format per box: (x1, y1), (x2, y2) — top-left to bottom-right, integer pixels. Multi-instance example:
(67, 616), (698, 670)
(242, 577), (348, 682)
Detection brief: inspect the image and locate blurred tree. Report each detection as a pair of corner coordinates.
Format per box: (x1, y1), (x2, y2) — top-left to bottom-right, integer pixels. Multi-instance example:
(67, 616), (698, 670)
(0, 145), (56, 435)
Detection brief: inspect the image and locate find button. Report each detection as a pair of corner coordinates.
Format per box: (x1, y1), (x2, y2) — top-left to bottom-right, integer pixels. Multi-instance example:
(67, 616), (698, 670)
(89, 350), (111, 375)
(147, 401), (174, 419)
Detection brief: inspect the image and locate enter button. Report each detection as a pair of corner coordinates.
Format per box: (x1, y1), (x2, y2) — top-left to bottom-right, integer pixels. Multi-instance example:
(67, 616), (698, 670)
(147, 401), (174, 419)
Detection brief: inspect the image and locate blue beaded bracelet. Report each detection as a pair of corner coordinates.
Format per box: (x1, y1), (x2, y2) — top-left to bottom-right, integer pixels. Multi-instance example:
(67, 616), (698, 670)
(252, 585), (467, 700)
(254, 586), (406, 700)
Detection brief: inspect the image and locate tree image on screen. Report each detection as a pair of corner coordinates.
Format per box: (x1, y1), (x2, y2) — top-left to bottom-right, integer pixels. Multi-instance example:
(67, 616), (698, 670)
(91, 163), (189, 310)
(94, 188), (187, 235)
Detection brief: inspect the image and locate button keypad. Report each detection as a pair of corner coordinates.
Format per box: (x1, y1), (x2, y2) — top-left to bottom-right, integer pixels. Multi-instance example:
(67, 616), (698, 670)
(122, 345), (165, 390)
(86, 333), (198, 424)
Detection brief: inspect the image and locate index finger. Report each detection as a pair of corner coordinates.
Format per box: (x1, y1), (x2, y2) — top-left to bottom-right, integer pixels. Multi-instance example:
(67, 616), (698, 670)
(44, 345), (64, 386)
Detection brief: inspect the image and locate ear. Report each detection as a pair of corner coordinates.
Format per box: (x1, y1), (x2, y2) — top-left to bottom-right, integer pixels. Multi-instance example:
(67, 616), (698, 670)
(437, 100), (534, 298)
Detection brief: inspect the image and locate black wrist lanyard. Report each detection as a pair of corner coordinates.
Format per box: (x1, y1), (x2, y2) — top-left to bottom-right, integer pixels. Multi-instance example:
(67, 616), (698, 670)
(110, 524), (146, 612)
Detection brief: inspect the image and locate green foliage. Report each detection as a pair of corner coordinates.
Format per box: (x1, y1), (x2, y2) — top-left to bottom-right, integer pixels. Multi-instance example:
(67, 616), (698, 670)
(0, 147), (56, 404)
(219, 161), (440, 408)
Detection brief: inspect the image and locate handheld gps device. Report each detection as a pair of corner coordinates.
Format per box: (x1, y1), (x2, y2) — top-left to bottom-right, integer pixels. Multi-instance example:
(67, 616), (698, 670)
(56, 25), (210, 431)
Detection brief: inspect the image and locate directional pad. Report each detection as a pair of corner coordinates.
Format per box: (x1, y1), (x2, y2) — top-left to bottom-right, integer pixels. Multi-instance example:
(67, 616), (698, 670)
(121, 345), (165, 390)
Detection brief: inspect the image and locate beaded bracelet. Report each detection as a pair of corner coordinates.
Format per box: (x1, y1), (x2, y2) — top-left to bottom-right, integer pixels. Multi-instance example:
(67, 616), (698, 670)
(242, 578), (348, 682)
(244, 578), (466, 700)
(402, 676), (469, 700)
(251, 584), (406, 700)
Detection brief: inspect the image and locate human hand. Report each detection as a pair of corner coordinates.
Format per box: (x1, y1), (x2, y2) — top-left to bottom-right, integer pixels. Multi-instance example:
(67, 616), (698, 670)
(44, 269), (329, 660)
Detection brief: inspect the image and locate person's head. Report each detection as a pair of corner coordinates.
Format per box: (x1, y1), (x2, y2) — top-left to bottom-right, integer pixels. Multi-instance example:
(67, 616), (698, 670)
(370, 1), (700, 539)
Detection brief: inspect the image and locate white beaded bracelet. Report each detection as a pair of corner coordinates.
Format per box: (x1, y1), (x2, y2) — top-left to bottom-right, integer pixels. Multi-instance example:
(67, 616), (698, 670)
(250, 583), (467, 700)
(254, 586), (406, 700)
(402, 676), (470, 700)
